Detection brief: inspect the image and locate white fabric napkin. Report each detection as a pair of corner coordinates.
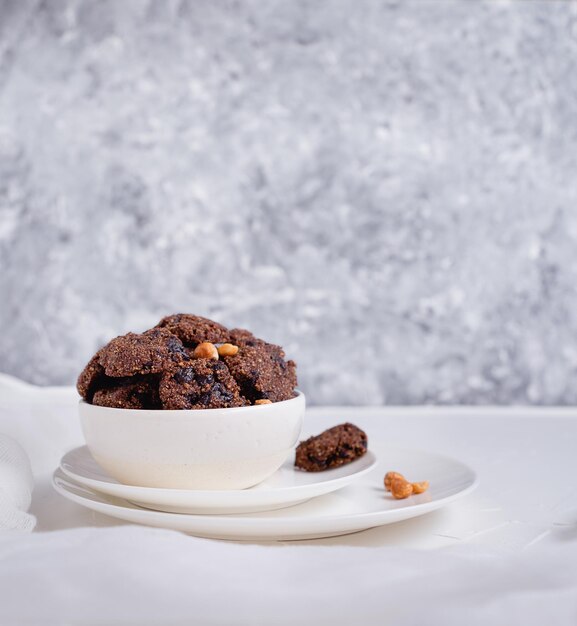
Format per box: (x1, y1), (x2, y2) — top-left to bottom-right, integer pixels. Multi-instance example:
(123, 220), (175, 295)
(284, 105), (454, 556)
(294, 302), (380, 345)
(0, 525), (576, 625)
(0, 373), (577, 625)
(0, 435), (35, 532)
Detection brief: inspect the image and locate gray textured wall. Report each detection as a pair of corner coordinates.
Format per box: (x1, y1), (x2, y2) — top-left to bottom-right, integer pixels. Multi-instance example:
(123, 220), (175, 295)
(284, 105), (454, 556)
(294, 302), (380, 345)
(2, 0), (577, 405)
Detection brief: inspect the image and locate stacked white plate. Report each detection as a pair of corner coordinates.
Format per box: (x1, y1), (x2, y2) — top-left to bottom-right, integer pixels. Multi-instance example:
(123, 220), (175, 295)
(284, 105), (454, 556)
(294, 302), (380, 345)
(53, 443), (477, 540)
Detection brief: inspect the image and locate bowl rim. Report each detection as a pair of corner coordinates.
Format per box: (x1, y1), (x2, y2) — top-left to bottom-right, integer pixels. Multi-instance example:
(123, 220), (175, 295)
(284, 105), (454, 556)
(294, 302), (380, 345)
(79, 389), (305, 416)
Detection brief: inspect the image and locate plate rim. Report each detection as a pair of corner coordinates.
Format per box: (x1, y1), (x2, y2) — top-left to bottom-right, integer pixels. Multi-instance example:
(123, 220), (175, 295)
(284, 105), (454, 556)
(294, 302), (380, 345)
(59, 446), (379, 501)
(53, 448), (479, 531)
(54, 469), (479, 526)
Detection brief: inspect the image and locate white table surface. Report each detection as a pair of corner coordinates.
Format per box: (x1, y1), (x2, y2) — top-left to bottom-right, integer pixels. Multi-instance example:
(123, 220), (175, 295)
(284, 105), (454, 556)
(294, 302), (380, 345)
(1, 374), (576, 624)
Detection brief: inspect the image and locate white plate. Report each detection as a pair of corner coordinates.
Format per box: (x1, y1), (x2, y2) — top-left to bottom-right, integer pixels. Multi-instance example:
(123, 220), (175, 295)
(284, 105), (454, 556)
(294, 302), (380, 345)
(53, 445), (478, 540)
(60, 446), (378, 514)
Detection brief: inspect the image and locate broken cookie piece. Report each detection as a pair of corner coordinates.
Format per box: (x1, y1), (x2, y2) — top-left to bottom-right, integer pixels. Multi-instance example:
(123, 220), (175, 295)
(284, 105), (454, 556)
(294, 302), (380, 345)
(295, 423), (368, 472)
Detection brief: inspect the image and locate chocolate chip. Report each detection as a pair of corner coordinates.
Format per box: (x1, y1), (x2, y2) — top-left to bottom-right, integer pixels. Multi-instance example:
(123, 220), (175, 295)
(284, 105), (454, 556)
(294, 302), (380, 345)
(174, 367), (195, 384)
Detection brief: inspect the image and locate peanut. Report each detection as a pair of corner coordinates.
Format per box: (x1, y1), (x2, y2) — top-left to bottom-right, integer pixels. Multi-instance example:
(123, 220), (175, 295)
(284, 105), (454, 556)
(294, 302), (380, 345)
(217, 343), (239, 357)
(390, 477), (414, 499)
(255, 399), (272, 405)
(384, 471), (405, 492)
(411, 481), (429, 494)
(193, 342), (219, 360)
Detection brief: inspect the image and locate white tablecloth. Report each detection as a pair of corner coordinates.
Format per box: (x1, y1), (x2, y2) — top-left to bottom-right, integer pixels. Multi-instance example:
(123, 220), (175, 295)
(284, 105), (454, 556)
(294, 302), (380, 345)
(1, 373), (576, 625)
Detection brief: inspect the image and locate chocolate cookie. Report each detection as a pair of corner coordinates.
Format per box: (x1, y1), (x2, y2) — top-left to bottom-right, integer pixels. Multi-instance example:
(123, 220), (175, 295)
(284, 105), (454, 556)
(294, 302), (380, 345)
(223, 342), (297, 403)
(98, 328), (189, 378)
(92, 376), (161, 410)
(156, 314), (230, 347)
(159, 360), (247, 410)
(295, 423), (368, 472)
(229, 328), (264, 347)
(77, 353), (107, 402)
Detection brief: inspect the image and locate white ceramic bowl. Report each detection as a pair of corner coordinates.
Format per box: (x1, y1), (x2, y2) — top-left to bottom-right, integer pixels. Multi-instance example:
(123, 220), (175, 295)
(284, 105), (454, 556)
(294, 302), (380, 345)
(79, 391), (305, 490)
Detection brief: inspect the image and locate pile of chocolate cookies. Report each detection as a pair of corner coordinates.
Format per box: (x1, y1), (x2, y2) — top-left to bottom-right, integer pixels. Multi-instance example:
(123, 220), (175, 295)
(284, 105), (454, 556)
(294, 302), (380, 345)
(77, 314), (297, 410)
